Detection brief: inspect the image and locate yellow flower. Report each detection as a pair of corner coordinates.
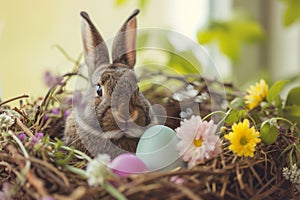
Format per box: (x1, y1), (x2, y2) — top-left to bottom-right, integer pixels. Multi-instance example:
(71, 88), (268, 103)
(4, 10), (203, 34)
(244, 79), (268, 110)
(224, 119), (261, 157)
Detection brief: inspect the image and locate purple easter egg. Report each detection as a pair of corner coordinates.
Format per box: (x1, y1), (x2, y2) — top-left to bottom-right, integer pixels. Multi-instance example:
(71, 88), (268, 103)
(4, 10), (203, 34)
(111, 153), (148, 177)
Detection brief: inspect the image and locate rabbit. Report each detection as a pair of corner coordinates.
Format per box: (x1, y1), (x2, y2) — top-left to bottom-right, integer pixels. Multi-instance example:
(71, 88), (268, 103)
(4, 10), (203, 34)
(64, 9), (158, 158)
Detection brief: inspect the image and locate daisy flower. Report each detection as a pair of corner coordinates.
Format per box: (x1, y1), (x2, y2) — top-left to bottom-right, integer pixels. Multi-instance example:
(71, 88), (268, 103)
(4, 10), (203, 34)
(245, 79), (268, 110)
(224, 119), (261, 157)
(86, 154), (112, 186)
(176, 115), (222, 167)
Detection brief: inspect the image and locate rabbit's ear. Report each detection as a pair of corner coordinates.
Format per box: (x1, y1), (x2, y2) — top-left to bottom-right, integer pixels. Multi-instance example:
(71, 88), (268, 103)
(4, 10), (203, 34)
(112, 9), (139, 68)
(81, 12), (109, 77)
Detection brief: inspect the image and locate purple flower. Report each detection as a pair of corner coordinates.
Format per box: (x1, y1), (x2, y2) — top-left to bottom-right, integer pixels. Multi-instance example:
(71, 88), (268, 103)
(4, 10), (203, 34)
(44, 71), (63, 87)
(36, 132), (44, 139)
(51, 108), (60, 115)
(44, 114), (49, 121)
(30, 132), (44, 144)
(18, 133), (26, 141)
(279, 124), (284, 133)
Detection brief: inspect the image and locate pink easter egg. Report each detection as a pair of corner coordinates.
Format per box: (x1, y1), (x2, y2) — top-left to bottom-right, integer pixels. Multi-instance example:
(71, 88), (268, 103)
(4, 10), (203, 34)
(111, 153), (148, 177)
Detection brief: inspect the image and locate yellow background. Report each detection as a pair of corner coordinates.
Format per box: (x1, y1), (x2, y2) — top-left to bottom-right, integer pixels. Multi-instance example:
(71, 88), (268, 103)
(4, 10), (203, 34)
(0, 0), (177, 100)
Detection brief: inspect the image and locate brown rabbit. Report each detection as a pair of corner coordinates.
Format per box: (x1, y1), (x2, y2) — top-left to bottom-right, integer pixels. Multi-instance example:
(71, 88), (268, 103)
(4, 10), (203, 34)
(64, 10), (157, 158)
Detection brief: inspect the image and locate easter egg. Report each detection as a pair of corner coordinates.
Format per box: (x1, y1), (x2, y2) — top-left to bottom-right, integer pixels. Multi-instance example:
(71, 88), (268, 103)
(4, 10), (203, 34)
(136, 125), (184, 171)
(111, 153), (148, 177)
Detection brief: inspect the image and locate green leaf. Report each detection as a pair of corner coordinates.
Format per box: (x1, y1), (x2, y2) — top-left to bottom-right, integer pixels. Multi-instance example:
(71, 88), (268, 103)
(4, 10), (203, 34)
(225, 109), (239, 124)
(284, 87), (300, 128)
(238, 110), (248, 119)
(167, 50), (201, 74)
(283, 105), (300, 117)
(275, 95), (283, 116)
(114, 0), (149, 10)
(283, 0), (300, 26)
(196, 13), (264, 61)
(286, 87), (300, 106)
(230, 19), (265, 42)
(138, 0), (149, 9)
(229, 97), (246, 109)
(266, 80), (289, 103)
(260, 120), (279, 145)
(55, 148), (75, 166)
(274, 95), (283, 108)
(54, 138), (64, 150)
(114, 0), (127, 6)
(219, 34), (240, 61)
(197, 30), (217, 44)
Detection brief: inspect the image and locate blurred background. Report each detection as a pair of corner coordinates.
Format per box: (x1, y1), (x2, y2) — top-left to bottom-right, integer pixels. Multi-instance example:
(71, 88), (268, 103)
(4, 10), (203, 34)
(0, 0), (300, 100)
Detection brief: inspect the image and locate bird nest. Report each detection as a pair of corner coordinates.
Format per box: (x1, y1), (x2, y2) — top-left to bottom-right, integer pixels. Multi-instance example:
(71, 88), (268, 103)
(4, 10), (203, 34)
(0, 69), (298, 200)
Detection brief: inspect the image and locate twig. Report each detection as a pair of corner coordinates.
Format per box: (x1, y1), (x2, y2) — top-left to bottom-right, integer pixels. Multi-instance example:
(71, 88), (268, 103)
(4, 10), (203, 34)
(7, 145), (49, 197)
(163, 180), (202, 200)
(7, 133), (31, 185)
(119, 169), (227, 191)
(236, 164), (244, 190)
(250, 177), (276, 200)
(20, 162), (49, 197)
(0, 94), (29, 106)
(27, 156), (70, 187)
(245, 158), (263, 186)
(15, 117), (35, 137)
(53, 187), (86, 200)
(12, 107), (29, 120)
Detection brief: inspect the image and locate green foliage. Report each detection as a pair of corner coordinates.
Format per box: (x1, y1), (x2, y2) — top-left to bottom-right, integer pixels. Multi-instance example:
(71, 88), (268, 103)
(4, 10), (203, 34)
(284, 87), (300, 128)
(114, 0), (149, 9)
(222, 80), (300, 149)
(197, 14), (264, 61)
(55, 149), (75, 166)
(260, 120), (279, 145)
(225, 109), (247, 124)
(285, 87), (300, 106)
(280, 0), (300, 26)
(137, 32), (202, 74)
(167, 50), (202, 74)
(266, 80), (289, 103)
(229, 97), (246, 109)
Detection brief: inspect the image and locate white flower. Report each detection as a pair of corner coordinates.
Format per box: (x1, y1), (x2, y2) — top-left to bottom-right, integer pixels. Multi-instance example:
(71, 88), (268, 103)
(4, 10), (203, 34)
(0, 113), (14, 129)
(173, 85), (198, 101)
(179, 108), (193, 119)
(282, 163), (300, 184)
(86, 154), (112, 186)
(194, 92), (209, 103)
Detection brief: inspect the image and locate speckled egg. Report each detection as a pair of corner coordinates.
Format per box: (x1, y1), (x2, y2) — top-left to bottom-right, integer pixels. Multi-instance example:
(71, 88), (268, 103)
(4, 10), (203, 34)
(111, 153), (148, 177)
(136, 125), (184, 171)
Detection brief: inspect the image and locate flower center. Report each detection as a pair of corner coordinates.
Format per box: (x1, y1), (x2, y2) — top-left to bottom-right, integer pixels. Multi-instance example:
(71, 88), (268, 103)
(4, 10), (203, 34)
(193, 138), (203, 147)
(240, 136), (248, 145)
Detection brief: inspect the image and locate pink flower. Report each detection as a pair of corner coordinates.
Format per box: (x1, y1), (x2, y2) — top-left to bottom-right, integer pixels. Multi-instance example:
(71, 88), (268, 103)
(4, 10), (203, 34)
(175, 115), (222, 167)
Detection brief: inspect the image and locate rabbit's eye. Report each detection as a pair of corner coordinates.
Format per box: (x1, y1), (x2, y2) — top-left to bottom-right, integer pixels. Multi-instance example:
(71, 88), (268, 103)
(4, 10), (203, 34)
(96, 84), (102, 96)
